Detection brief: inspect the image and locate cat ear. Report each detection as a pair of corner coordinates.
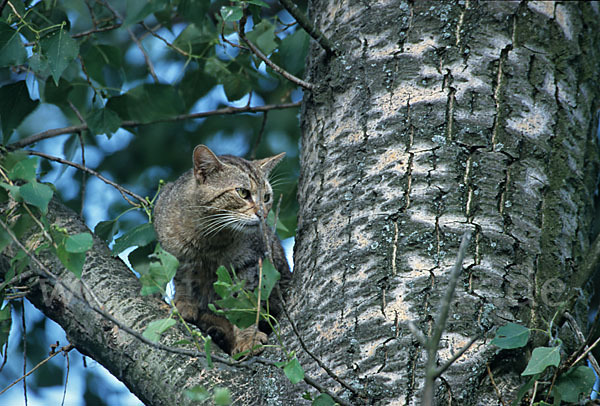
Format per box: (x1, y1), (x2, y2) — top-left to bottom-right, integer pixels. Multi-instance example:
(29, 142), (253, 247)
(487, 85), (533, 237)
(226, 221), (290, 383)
(193, 145), (223, 182)
(255, 152), (285, 174)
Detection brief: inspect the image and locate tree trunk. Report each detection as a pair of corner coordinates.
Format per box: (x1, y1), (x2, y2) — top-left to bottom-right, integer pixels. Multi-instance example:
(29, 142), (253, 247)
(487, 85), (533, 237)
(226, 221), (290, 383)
(293, 0), (600, 404)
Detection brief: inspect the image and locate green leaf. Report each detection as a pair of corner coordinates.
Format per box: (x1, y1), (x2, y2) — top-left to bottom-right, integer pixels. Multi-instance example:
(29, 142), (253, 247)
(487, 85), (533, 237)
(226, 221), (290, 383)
(128, 244), (154, 275)
(213, 387), (231, 405)
(57, 245), (86, 278)
(172, 23), (215, 55)
(0, 303), (11, 356)
(65, 232), (93, 253)
(106, 84), (185, 124)
(41, 27), (80, 86)
(223, 73), (251, 102)
(139, 244), (178, 295)
(179, 67), (217, 108)
(177, 0), (209, 26)
(232, 0), (269, 6)
(552, 366), (595, 402)
(19, 181), (54, 214)
(220, 6), (243, 22)
(112, 223), (156, 256)
(0, 81), (39, 142)
(491, 323), (530, 349)
(283, 357), (304, 384)
(260, 258), (280, 300)
(94, 219), (119, 243)
(28, 52), (51, 77)
(43, 77), (73, 105)
(312, 393), (335, 406)
(142, 317), (176, 342)
(521, 346), (561, 376)
(81, 44), (123, 87)
(216, 266), (234, 286)
(87, 108), (122, 137)
(277, 29), (310, 76)
(246, 20), (278, 55)
(124, 0), (169, 26)
(184, 385), (211, 402)
(8, 157), (38, 182)
(0, 22), (27, 67)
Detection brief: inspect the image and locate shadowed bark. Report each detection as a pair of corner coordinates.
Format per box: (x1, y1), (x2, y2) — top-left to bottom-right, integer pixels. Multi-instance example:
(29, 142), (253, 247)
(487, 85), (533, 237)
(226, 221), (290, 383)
(293, 1), (600, 404)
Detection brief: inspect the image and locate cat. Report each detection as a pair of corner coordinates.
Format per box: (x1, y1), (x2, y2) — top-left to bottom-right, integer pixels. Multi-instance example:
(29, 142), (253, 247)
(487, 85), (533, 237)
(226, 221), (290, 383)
(153, 144), (291, 355)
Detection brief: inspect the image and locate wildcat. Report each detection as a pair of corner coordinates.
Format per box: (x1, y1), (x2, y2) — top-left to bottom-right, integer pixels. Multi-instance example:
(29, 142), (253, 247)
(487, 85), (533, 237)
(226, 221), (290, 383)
(153, 145), (291, 355)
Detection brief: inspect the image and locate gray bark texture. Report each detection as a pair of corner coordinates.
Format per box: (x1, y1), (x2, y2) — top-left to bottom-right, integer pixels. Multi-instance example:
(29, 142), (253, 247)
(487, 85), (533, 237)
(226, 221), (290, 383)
(293, 0), (600, 405)
(3, 1), (600, 406)
(13, 201), (298, 406)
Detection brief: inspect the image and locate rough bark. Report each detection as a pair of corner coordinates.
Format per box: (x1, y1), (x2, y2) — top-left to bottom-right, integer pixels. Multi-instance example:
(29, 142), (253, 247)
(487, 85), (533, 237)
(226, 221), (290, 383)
(10, 201), (297, 406)
(294, 1), (600, 404)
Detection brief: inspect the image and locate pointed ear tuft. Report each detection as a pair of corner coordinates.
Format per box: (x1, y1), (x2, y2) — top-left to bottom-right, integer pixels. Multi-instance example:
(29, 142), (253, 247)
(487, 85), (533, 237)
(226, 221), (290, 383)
(193, 145), (223, 182)
(255, 152), (285, 175)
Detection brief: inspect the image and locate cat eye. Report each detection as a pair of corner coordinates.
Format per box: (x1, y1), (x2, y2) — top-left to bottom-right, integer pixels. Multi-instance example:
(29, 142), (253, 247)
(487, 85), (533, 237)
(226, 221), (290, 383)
(264, 193), (271, 202)
(236, 188), (251, 199)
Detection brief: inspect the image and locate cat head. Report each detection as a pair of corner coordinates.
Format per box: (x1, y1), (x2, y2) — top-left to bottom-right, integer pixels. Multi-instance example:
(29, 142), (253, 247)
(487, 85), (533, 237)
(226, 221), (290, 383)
(190, 144), (285, 236)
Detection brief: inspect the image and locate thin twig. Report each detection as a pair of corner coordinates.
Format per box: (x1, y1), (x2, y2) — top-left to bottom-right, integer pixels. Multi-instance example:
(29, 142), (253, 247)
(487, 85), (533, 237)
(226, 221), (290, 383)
(67, 101), (88, 216)
(278, 289), (361, 397)
(100, 0), (158, 82)
(422, 230), (472, 406)
(78, 134), (86, 216)
(0, 341), (8, 373)
(571, 337), (600, 370)
(433, 333), (482, 377)
(60, 349), (70, 406)
(238, 13), (314, 90)
(486, 364), (507, 406)
(277, 0), (338, 56)
(71, 23), (122, 39)
(128, 27), (159, 82)
(21, 299), (27, 406)
(25, 151), (145, 207)
(140, 22), (198, 57)
(0, 344), (74, 396)
(8, 102), (301, 151)
(407, 321), (427, 346)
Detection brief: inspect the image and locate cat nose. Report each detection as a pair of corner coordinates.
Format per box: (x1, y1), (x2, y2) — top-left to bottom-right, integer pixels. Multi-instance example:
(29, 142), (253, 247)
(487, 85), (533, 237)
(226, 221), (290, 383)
(254, 205), (268, 219)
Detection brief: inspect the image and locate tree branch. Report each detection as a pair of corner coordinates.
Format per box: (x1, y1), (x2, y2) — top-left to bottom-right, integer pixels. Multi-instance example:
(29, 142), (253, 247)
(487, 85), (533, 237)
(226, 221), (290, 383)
(7, 102), (301, 151)
(277, 0), (338, 56)
(421, 230), (472, 406)
(238, 14), (314, 90)
(0, 200), (306, 405)
(25, 151), (146, 207)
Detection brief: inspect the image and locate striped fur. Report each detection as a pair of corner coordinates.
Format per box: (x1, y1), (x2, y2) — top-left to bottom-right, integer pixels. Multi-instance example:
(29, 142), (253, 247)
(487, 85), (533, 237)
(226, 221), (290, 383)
(153, 145), (290, 354)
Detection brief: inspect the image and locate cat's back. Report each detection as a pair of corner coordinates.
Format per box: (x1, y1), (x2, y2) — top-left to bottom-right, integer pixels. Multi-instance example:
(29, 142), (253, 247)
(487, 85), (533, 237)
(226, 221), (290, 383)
(153, 170), (195, 257)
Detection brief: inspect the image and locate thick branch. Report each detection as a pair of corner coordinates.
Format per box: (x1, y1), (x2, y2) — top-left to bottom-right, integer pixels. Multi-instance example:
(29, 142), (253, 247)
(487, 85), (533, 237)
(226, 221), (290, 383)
(4, 200), (301, 406)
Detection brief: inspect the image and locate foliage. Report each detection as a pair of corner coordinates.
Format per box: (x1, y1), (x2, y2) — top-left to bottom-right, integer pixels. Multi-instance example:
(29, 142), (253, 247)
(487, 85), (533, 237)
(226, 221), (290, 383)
(0, 0), (305, 403)
(491, 322), (596, 404)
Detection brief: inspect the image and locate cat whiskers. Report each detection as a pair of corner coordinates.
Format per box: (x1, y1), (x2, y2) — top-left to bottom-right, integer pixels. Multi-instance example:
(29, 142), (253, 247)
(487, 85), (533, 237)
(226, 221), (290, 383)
(194, 212), (254, 237)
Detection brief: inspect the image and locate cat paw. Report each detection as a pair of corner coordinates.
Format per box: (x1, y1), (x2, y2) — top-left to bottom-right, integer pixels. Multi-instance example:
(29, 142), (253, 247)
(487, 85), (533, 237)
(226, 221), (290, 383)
(173, 299), (199, 323)
(232, 326), (268, 356)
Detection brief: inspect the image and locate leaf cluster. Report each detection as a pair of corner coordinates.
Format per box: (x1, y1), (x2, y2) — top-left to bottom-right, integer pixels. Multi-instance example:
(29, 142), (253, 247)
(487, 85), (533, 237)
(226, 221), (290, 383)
(491, 323), (596, 404)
